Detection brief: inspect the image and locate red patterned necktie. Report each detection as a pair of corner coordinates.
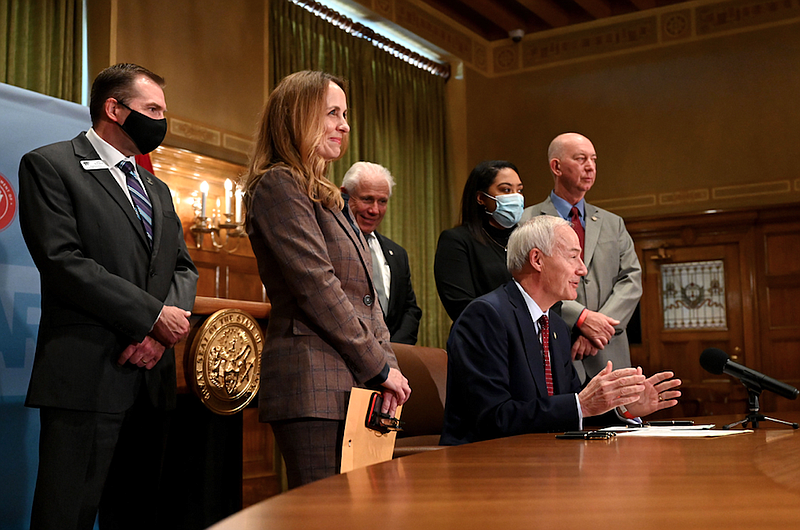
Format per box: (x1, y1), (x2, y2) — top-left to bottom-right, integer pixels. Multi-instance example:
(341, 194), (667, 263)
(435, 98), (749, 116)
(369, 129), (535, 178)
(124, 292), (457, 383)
(539, 315), (554, 396)
(569, 206), (584, 261)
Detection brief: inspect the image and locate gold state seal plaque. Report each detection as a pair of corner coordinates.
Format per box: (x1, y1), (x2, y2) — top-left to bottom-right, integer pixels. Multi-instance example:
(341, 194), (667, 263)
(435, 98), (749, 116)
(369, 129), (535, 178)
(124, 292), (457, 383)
(189, 309), (263, 415)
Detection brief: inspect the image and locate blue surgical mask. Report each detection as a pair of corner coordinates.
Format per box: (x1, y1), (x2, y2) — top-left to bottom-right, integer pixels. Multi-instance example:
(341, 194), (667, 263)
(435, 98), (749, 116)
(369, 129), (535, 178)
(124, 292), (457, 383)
(483, 192), (524, 228)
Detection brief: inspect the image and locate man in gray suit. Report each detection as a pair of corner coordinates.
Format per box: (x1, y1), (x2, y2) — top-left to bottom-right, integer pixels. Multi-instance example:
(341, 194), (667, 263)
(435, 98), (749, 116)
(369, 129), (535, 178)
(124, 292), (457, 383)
(19, 63), (197, 529)
(520, 133), (642, 382)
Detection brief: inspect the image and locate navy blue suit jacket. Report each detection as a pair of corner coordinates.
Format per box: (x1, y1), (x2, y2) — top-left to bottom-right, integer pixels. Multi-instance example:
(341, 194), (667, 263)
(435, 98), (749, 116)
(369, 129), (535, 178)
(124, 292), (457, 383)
(441, 281), (583, 445)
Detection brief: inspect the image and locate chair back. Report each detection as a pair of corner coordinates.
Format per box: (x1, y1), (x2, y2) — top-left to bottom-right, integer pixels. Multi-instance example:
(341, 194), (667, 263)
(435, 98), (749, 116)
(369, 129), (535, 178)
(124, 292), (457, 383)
(390, 343), (447, 456)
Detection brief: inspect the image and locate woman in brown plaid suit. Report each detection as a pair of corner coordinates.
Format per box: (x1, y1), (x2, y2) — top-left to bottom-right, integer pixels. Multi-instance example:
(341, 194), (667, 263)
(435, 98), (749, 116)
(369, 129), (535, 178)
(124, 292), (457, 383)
(244, 71), (411, 489)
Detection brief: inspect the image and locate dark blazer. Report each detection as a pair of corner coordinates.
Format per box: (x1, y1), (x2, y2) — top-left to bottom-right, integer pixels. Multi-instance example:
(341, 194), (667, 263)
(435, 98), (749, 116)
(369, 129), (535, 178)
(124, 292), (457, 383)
(434, 223), (513, 322)
(247, 168), (398, 422)
(374, 232), (421, 345)
(18, 132), (198, 413)
(441, 281), (582, 445)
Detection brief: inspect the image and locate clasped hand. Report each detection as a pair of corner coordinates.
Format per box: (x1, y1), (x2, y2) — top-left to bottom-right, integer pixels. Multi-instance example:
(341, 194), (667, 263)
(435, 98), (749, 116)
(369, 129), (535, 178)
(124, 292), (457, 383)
(579, 310), (619, 349)
(152, 306), (193, 347)
(118, 305), (192, 369)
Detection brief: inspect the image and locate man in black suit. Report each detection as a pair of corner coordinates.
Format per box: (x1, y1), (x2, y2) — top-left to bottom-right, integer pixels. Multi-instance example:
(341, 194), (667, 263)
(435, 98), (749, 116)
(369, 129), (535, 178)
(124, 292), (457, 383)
(441, 216), (679, 445)
(341, 162), (421, 345)
(18, 63), (198, 529)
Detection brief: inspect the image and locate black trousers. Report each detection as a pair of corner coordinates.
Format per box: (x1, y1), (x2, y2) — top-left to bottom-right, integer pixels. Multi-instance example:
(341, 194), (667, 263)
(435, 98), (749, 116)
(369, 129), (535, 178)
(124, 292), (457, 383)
(30, 388), (170, 530)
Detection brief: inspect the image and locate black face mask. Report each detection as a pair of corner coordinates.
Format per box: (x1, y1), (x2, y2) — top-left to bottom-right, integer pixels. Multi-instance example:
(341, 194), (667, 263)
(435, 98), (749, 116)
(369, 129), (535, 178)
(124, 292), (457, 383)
(118, 101), (167, 154)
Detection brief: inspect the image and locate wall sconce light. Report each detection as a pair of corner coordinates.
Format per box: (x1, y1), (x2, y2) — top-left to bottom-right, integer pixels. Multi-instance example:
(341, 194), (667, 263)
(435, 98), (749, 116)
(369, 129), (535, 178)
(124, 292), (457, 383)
(190, 179), (245, 252)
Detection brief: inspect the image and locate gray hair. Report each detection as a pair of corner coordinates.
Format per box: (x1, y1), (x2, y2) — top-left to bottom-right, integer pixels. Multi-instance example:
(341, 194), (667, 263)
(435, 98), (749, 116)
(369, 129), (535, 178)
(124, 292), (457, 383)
(341, 161), (395, 196)
(507, 215), (571, 272)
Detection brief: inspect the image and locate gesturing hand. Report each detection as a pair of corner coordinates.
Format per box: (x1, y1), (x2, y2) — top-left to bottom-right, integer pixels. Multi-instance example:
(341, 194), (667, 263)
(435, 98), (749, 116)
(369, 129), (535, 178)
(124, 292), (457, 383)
(625, 368), (682, 418)
(578, 361), (645, 418)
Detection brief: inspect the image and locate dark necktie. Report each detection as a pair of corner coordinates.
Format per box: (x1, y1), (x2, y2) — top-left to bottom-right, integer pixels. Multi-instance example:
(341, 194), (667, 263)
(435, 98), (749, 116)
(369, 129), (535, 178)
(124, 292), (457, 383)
(117, 160), (153, 249)
(539, 315), (554, 396)
(569, 206), (584, 261)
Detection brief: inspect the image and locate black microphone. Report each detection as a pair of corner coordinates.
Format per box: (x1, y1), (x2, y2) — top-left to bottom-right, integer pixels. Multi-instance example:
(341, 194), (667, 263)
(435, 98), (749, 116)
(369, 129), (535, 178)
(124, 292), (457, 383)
(700, 348), (799, 400)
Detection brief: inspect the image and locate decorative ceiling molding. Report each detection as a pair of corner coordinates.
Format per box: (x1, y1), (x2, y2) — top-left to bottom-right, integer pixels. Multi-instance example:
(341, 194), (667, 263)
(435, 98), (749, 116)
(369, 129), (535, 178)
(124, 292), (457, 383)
(351, 0), (800, 77)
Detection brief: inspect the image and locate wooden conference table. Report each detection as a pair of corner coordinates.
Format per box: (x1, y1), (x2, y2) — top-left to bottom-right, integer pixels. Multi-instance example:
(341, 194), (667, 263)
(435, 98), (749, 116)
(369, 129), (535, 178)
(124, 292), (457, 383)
(209, 413), (800, 530)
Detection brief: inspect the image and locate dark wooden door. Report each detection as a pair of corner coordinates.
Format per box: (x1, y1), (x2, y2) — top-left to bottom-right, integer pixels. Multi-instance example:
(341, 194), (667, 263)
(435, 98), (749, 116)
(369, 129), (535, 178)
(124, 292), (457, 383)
(641, 243), (750, 417)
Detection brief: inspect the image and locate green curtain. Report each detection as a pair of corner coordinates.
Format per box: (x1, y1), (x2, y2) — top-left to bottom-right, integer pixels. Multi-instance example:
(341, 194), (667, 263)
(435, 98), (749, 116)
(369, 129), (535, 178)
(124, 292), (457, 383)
(270, 0), (451, 348)
(0, 0), (82, 102)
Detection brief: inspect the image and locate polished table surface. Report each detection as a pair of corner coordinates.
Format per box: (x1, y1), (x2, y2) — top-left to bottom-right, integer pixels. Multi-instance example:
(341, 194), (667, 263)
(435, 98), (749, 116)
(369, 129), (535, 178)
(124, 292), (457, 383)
(209, 413), (800, 529)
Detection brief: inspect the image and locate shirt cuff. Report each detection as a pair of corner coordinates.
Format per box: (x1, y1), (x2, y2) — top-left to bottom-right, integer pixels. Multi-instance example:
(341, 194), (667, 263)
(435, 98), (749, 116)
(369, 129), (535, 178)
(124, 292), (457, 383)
(575, 394), (583, 430)
(576, 308), (588, 328)
(365, 363), (390, 387)
(616, 405), (643, 424)
(148, 305), (164, 334)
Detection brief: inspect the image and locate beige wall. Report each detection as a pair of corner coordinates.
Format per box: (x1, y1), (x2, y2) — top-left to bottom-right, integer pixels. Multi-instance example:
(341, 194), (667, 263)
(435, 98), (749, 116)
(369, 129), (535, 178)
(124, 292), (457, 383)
(116, 0), (266, 135)
(85, 0), (800, 219)
(464, 21), (800, 218)
(87, 0), (268, 163)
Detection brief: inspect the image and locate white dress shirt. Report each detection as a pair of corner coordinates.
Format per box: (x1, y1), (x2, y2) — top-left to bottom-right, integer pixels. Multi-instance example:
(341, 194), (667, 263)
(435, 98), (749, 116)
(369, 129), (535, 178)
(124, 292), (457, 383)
(85, 128), (150, 208)
(367, 232), (391, 304)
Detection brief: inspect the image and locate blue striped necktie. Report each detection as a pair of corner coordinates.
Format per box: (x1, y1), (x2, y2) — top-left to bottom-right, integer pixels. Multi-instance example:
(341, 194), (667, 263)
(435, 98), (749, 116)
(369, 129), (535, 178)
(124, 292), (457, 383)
(117, 160), (153, 249)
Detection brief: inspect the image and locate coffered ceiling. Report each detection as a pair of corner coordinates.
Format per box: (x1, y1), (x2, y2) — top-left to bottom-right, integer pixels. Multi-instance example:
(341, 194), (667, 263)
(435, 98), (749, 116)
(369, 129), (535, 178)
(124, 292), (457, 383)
(420, 0), (693, 40)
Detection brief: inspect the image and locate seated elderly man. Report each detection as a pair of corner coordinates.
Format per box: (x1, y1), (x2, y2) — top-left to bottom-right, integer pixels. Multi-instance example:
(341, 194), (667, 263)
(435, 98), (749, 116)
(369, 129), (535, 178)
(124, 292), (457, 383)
(441, 215), (680, 445)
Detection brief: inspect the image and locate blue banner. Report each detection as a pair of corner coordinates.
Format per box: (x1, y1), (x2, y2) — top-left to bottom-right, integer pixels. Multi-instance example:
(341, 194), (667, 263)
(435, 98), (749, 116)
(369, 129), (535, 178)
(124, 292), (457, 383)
(0, 82), (91, 529)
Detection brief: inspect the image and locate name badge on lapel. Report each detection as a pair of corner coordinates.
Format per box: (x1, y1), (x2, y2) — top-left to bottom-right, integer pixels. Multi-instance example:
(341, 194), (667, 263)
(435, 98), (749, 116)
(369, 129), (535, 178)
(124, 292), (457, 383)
(80, 160), (109, 170)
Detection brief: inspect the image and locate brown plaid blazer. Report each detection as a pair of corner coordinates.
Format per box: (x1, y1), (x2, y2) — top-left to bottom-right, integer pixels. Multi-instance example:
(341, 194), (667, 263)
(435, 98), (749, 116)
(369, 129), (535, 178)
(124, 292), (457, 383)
(248, 167), (397, 422)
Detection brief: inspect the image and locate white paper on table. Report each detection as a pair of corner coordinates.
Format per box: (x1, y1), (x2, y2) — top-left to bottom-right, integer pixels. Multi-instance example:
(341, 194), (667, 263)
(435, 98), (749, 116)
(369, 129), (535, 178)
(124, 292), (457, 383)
(601, 424), (714, 432)
(599, 425), (753, 437)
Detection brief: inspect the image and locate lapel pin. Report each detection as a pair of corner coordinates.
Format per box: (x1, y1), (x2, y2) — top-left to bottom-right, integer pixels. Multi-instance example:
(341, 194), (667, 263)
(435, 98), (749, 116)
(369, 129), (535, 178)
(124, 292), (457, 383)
(554, 332), (557, 340)
(146, 176), (154, 185)
(389, 250), (394, 256)
(591, 216), (597, 221)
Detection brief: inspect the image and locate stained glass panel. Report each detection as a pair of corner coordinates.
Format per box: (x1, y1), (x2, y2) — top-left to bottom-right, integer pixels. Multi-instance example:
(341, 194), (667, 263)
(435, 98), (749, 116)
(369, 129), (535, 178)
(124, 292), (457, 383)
(661, 260), (727, 329)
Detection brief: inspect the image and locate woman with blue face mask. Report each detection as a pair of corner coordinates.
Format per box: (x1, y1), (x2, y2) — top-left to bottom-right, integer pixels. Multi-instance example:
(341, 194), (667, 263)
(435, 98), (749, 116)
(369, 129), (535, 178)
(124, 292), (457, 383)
(434, 160), (524, 322)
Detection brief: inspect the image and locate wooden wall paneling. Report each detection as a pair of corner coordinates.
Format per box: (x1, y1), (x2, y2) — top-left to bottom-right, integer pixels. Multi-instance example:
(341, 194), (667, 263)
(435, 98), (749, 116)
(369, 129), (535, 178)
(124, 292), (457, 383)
(192, 260), (221, 299)
(188, 247), (265, 303)
(629, 210), (760, 417)
(755, 215), (800, 413)
(644, 245), (745, 379)
(242, 408), (283, 508)
(629, 205), (800, 417)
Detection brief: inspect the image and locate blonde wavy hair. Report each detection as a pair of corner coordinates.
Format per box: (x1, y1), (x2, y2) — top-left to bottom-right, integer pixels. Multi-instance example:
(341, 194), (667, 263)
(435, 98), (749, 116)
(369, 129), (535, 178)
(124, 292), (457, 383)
(244, 71), (348, 213)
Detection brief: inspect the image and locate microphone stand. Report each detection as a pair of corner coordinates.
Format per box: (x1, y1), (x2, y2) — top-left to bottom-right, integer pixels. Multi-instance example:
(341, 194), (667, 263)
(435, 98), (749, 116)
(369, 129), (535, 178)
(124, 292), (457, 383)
(723, 382), (799, 430)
